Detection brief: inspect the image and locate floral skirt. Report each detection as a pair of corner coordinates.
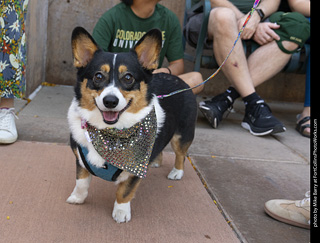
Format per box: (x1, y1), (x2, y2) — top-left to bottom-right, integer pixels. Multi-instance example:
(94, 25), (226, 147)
(0, 0), (28, 99)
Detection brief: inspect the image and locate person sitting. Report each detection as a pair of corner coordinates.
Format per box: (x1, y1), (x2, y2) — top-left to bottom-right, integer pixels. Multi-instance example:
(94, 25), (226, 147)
(92, 0), (204, 95)
(195, 0), (309, 136)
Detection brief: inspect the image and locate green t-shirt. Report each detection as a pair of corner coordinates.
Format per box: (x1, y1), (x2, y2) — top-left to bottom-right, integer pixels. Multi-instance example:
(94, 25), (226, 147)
(92, 3), (184, 67)
(229, 0), (255, 14)
(192, 0), (254, 14)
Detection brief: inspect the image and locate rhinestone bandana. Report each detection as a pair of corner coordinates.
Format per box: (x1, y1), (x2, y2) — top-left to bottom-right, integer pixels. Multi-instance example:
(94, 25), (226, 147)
(85, 108), (157, 178)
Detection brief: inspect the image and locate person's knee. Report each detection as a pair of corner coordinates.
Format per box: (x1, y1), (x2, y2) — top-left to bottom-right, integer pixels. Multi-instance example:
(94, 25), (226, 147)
(179, 72), (204, 94)
(188, 71), (203, 84)
(208, 8), (236, 36)
(192, 71), (203, 81)
(280, 41), (299, 53)
(210, 8), (235, 25)
(190, 71), (204, 93)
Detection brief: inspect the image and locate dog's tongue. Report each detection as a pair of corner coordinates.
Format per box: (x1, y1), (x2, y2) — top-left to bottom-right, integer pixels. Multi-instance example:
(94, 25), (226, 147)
(103, 111), (119, 122)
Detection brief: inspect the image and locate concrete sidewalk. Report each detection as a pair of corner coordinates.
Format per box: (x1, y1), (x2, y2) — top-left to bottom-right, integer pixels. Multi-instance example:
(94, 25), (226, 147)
(3, 85), (310, 242)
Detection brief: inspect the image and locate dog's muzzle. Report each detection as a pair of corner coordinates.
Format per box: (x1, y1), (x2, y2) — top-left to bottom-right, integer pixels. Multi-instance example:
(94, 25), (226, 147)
(101, 98), (132, 124)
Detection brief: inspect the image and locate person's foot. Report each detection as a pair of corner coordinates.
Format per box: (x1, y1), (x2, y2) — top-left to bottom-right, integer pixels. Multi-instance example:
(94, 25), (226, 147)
(0, 108), (18, 144)
(296, 114), (310, 138)
(241, 100), (286, 136)
(199, 93), (234, 128)
(264, 191), (310, 229)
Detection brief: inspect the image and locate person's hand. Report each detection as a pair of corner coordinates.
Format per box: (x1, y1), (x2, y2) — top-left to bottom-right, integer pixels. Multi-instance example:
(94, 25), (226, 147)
(238, 12), (260, 40)
(152, 68), (171, 74)
(252, 22), (280, 45)
(152, 59), (183, 76)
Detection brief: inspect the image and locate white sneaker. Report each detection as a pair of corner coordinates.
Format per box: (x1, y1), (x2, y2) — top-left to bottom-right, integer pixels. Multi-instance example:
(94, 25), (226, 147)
(0, 108), (18, 144)
(264, 191), (310, 229)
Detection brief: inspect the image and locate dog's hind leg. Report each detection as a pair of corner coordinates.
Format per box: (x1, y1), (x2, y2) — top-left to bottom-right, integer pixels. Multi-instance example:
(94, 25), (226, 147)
(66, 146), (92, 204)
(113, 175), (141, 223)
(167, 134), (192, 180)
(149, 151), (163, 168)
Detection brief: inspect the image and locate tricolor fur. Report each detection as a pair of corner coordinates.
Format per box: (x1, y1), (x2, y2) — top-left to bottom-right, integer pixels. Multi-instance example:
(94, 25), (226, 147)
(66, 27), (197, 223)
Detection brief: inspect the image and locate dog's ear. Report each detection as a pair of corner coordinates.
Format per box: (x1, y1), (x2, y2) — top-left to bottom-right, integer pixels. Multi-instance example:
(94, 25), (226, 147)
(134, 29), (162, 70)
(71, 27), (99, 68)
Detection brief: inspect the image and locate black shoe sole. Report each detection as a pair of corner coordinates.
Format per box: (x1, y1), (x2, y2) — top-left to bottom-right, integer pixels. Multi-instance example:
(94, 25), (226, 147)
(241, 122), (286, 136)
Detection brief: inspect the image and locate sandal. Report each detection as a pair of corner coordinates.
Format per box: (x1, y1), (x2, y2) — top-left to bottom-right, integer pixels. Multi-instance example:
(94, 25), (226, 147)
(296, 115), (310, 138)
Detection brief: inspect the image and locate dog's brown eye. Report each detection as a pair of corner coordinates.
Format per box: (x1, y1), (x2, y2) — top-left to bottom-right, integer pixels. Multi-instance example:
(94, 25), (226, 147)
(123, 73), (134, 84)
(94, 72), (104, 81)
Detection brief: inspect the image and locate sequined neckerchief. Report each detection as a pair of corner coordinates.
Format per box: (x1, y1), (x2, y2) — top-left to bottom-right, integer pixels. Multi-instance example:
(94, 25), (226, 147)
(82, 108), (157, 178)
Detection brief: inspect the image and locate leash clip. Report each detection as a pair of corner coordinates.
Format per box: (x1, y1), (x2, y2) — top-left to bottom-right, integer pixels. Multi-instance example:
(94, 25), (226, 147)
(81, 118), (91, 142)
(81, 118), (88, 129)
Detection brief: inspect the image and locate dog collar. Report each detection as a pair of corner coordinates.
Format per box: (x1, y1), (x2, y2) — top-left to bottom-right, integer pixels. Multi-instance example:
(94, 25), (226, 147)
(83, 108), (157, 178)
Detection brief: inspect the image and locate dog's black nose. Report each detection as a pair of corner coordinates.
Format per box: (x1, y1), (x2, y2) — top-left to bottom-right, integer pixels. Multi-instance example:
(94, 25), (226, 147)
(103, 95), (119, 109)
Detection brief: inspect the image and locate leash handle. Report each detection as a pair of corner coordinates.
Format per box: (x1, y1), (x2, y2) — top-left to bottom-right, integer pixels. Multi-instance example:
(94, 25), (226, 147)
(157, 0), (261, 99)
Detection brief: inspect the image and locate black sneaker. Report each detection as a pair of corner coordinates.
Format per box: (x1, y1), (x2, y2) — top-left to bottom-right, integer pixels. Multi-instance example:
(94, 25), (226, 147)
(199, 94), (233, 128)
(241, 100), (286, 136)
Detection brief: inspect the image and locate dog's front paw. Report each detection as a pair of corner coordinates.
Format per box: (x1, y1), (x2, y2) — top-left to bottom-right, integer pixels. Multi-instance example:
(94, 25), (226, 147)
(149, 161), (161, 168)
(66, 192), (87, 204)
(66, 178), (91, 204)
(112, 201), (131, 223)
(167, 167), (184, 180)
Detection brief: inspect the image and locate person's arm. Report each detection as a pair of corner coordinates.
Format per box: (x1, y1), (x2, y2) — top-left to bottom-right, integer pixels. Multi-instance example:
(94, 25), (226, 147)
(238, 0), (280, 40)
(287, 0), (310, 16)
(153, 59), (184, 76)
(153, 9), (184, 76)
(252, 22), (280, 45)
(255, 0), (281, 19)
(210, 0), (245, 19)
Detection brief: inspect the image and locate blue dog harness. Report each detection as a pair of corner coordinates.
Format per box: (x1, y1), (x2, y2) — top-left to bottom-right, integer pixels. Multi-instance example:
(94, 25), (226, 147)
(78, 145), (122, 181)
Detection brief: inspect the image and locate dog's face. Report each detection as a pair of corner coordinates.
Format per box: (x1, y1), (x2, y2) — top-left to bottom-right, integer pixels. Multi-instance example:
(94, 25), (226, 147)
(71, 27), (162, 129)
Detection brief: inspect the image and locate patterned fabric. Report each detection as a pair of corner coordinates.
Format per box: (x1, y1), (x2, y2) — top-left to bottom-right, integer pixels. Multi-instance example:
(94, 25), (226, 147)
(0, 0), (28, 99)
(85, 108), (157, 178)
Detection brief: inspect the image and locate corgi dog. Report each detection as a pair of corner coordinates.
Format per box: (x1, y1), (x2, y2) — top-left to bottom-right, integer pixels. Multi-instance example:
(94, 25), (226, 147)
(66, 27), (197, 223)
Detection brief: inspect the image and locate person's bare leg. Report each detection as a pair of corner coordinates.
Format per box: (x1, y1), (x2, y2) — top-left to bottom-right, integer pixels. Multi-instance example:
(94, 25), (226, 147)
(178, 72), (204, 94)
(0, 98), (14, 108)
(297, 106), (310, 136)
(248, 41), (297, 87)
(208, 8), (255, 98)
(204, 8), (285, 135)
(209, 8), (298, 91)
